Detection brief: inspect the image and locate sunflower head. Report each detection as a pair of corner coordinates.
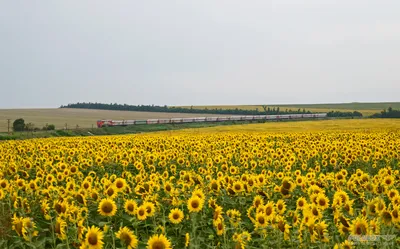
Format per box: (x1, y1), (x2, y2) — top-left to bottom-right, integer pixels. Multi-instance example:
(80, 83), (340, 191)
(116, 226), (138, 249)
(98, 198), (117, 217)
(168, 208), (184, 224)
(187, 196), (204, 213)
(124, 199), (137, 215)
(147, 234), (172, 249)
(144, 202), (156, 217)
(85, 226), (104, 249)
(136, 205), (148, 221)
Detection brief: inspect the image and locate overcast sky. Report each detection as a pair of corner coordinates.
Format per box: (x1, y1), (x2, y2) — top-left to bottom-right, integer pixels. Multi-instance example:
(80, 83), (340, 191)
(1, 1), (399, 108)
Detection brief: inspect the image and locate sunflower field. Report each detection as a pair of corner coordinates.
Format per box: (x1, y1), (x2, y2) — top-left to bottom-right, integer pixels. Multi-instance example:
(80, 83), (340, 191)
(0, 125), (400, 248)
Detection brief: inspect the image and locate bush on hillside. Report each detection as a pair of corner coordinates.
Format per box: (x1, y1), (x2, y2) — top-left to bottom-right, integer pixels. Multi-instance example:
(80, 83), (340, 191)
(13, 118), (25, 132)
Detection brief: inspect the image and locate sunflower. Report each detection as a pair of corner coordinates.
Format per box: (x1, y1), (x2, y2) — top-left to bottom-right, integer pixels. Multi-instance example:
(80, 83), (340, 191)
(12, 214), (25, 237)
(209, 180), (220, 192)
(226, 209), (241, 227)
(144, 202), (156, 217)
(54, 201), (68, 214)
(349, 217), (369, 236)
(20, 217), (38, 241)
(292, 211), (300, 226)
(164, 181), (173, 194)
(380, 210), (392, 225)
(232, 181), (244, 193)
(308, 204), (323, 220)
(213, 205), (224, 224)
(147, 234), (172, 249)
(383, 175), (394, 187)
(105, 186), (118, 199)
(276, 199), (287, 215)
(276, 216), (291, 240)
(98, 198), (117, 217)
(76, 193), (87, 206)
(124, 199), (137, 215)
(369, 219), (380, 235)
(255, 212), (268, 229)
(85, 226), (104, 249)
(375, 198), (386, 213)
(263, 201), (275, 221)
(311, 221), (329, 243)
(316, 193), (330, 210)
(192, 189), (205, 201)
(0, 179), (9, 189)
(55, 217), (67, 240)
(296, 197), (307, 210)
(168, 208), (184, 224)
(78, 219), (87, 241)
(296, 176), (305, 186)
(90, 190), (99, 201)
(116, 226), (138, 249)
(253, 195), (264, 208)
(392, 206), (400, 223)
(185, 233), (190, 247)
(339, 240), (354, 249)
(136, 205), (148, 221)
(187, 196), (204, 213)
(114, 178), (127, 192)
(215, 220), (225, 236)
(387, 189), (399, 200)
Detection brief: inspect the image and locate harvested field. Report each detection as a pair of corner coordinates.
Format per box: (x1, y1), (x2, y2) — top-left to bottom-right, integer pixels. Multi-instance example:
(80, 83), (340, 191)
(0, 108), (220, 132)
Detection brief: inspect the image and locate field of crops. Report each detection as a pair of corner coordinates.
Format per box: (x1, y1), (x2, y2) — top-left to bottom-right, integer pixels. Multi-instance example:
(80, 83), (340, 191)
(1, 120), (400, 248)
(179, 102), (400, 116)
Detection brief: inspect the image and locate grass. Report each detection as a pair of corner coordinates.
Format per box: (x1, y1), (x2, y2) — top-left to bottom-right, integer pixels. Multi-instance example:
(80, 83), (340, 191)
(0, 117), (336, 140)
(178, 102), (400, 116)
(0, 108), (221, 132)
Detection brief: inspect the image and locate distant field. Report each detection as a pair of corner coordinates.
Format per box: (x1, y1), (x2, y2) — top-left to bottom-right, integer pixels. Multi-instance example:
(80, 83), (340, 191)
(172, 118), (400, 134)
(179, 102), (400, 116)
(0, 108), (220, 132)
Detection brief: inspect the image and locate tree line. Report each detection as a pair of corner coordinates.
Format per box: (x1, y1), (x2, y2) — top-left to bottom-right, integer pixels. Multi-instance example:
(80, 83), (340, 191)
(327, 111), (363, 118)
(370, 107), (400, 118)
(60, 102), (367, 117)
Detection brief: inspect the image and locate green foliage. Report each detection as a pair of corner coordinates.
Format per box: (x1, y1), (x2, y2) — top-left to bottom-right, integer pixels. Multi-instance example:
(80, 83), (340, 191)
(370, 107), (400, 118)
(24, 122), (35, 131)
(42, 124), (56, 130)
(55, 130), (71, 136)
(327, 111), (363, 118)
(12, 118), (25, 131)
(0, 135), (17, 140)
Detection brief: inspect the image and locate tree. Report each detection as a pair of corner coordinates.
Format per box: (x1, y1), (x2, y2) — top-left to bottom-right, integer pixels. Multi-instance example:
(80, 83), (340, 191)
(25, 122), (35, 132)
(13, 118), (25, 132)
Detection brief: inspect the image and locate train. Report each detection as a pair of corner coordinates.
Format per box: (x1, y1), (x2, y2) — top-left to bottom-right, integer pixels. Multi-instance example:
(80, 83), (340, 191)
(96, 113), (328, 128)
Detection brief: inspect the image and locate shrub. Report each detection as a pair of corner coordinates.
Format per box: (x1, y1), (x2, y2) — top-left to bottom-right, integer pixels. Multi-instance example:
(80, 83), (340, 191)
(13, 118), (25, 132)
(43, 124), (56, 130)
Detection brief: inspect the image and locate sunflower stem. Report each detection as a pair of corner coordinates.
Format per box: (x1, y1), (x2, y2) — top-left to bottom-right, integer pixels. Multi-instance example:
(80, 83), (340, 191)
(65, 226), (70, 249)
(50, 216), (56, 249)
(190, 213), (198, 249)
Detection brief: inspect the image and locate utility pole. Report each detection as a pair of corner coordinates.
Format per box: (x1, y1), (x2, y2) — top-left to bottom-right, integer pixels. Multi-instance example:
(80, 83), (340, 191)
(7, 119), (11, 135)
